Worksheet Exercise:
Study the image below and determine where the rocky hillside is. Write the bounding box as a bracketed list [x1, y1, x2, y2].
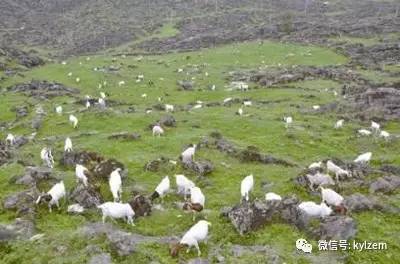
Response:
[1, 0, 399, 55]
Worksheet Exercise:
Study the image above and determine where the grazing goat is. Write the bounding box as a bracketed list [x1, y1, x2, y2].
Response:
[152, 125, 164, 137]
[306, 172, 335, 191]
[326, 160, 351, 182]
[97, 202, 135, 226]
[151, 176, 170, 202]
[36, 181, 66, 212]
[171, 220, 211, 257]
[183, 186, 205, 221]
[298, 201, 332, 218]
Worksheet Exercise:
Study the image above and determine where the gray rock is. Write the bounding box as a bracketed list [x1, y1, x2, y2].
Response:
[0, 218, 35, 241]
[317, 216, 357, 240]
[93, 159, 125, 180]
[178, 80, 194, 91]
[187, 258, 209, 264]
[129, 194, 152, 217]
[70, 183, 103, 208]
[3, 187, 39, 216]
[88, 253, 112, 264]
[15, 166, 54, 186]
[159, 115, 176, 127]
[183, 160, 214, 176]
[79, 222, 175, 256]
[369, 175, 400, 193]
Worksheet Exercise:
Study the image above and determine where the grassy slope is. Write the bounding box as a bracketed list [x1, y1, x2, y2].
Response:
[0, 40, 399, 264]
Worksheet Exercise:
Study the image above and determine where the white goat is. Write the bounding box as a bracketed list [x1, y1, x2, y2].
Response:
[181, 144, 196, 163]
[306, 172, 335, 191]
[265, 192, 282, 201]
[97, 202, 135, 225]
[379, 130, 390, 140]
[354, 152, 372, 164]
[308, 161, 322, 169]
[75, 164, 89, 186]
[371, 121, 380, 132]
[109, 168, 122, 202]
[118, 81, 125, 86]
[334, 119, 344, 129]
[36, 181, 66, 212]
[5, 133, 15, 145]
[240, 174, 254, 202]
[320, 186, 343, 207]
[326, 160, 350, 182]
[64, 137, 73, 152]
[55, 106, 63, 115]
[40, 147, 54, 168]
[358, 129, 372, 136]
[151, 176, 170, 202]
[298, 201, 332, 218]
[284, 116, 293, 128]
[165, 104, 174, 112]
[69, 115, 78, 128]
[171, 220, 211, 257]
[175, 174, 195, 198]
[152, 125, 164, 137]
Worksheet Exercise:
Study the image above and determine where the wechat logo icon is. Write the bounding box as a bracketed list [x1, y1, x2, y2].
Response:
[296, 238, 312, 253]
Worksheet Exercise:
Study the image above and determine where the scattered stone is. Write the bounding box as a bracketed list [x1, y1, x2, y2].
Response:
[178, 80, 194, 91]
[108, 132, 141, 141]
[144, 157, 173, 172]
[187, 258, 209, 264]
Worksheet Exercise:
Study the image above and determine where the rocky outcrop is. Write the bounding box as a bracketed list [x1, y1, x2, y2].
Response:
[3, 187, 40, 217]
[7, 80, 80, 99]
[69, 183, 103, 208]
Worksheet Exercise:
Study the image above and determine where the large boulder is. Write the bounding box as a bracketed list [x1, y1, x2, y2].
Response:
[14, 166, 54, 186]
[159, 115, 176, 127]
[80, 222, 175, 256]
[3, 187, 40, 217]
[88, 253, 112, 264]
[93, 159, 125, 180]
[7, 80, 80, 99]
[60, 150, 104, 169]
[183, 160, 214, 176]
[227, 199, 280, 235]
[0, 218, 35, 241]
[129, 194, 152, 217]
[177, 80, 194, 91]
[369, 176, 400, 193]
[69, 183, 103, 208]
[316, 216, 357, 240]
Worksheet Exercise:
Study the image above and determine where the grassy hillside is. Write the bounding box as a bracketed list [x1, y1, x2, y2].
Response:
[0, 40, 399, 263]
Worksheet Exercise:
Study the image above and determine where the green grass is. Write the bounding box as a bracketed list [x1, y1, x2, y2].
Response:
[0, 40, 399, 263]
